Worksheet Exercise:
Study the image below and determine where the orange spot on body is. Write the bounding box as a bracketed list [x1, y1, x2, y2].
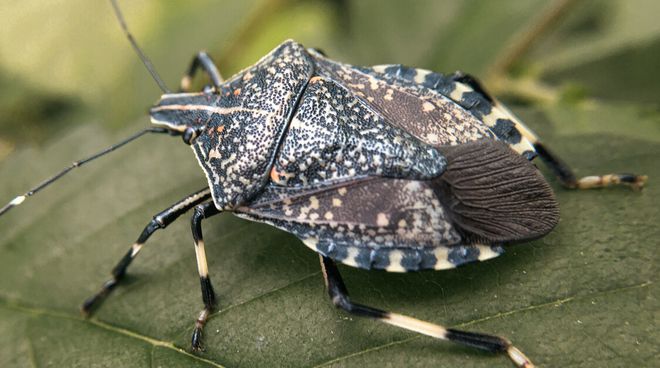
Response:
[270, 168, 282, 183]
[216, 126, 225, 134]
[269, 167, 292, 184]
[233, 89, 241, 96]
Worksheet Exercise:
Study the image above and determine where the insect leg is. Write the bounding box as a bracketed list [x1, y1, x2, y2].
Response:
[190, 201, 222, 351]
[180, 51, 223, 92]
[81, 187, 212, 315]
[319, 255, 534, 368]
[448, 72, 647, 191]
[533, 142, 647, 190]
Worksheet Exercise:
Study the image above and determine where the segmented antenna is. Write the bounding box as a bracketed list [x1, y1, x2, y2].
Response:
[110, 0, 171, 93]
[0, 127, 168, 217]
[0, 1, 177, 217]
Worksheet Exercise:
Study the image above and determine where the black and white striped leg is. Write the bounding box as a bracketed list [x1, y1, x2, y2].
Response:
[180, 51, 223, 92]
[190, 201, 221, 351]
[319, 256, 534, 368]
[534, 142, 647, 190]
[81, 187, 212, 315]
[445, 71, 646, 191]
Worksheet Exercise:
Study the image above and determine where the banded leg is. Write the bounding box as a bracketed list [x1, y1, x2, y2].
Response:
[81, 187, 212, 315]
[190, 201, 221, 351]
[180, 51, 223, 92]
[533, 142, 647, 190]
[444, 72, 647, 190]
[319, 255, 533, 368]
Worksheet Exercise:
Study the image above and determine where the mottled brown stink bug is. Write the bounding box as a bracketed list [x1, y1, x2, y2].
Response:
[0, 1, 648, 367]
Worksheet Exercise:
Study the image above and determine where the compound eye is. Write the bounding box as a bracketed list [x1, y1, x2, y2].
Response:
[182, 127, 198, 145]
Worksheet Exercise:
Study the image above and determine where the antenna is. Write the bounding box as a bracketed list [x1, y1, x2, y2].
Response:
[0, 127, 169, 217]
[0, 2, 174, 217]
[110, 0, 171, 93]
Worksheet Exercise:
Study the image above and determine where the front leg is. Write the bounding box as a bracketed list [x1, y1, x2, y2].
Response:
[319, 255, 534, 368]
[189, 201, 221, 351]
[81, 187, 212, 315]
[180, 51, 223, 92]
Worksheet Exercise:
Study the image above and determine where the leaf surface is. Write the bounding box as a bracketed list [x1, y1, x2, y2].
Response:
[0, 1, 658, 367]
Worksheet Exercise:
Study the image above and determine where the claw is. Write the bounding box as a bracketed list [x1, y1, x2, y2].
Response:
[191, 327, 204, 352]
[507, 345, 535, 368]
[80, 278, 118, 316]
[191, 309, 211, 352]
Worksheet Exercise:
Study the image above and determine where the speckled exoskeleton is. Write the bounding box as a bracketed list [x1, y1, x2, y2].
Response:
[0, 3, 647, 367]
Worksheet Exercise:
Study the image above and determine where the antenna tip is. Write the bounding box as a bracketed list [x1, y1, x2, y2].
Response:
[0, 195, 26, 217]
[10, 196, 26, 206]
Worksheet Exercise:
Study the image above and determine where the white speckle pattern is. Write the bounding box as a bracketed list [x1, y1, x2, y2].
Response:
[272, 77, 446, 187]
[376, 213, 389, 227]
[358, 64, 539, 158]
[235, 176, 472, 271]
[314, 61, 493, 148]
[187, 40, 314, 208]
[165, 41, 548, 274]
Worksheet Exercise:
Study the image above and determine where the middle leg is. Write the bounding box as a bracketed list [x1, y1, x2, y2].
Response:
[180, 51, 223, 92]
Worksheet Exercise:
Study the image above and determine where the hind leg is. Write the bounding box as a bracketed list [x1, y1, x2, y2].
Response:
[319, 255, 534, 368]
[448, 71, 647, 190]
[532, 141, 647, 190]
[366, 66, 647, 190]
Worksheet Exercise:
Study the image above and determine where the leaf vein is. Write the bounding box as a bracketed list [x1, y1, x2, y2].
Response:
[0, 298, 226, 368]
[310, 280, 652, 367]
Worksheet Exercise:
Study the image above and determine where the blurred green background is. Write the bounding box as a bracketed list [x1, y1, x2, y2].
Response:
[0, 1, 658, 367]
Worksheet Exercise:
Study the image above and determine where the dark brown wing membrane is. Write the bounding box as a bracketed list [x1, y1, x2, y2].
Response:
[435, 140, 559, 243]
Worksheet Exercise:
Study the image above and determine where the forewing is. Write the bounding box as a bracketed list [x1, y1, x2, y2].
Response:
[270, 77, 446, 187]
[312, 56, 494, 147]
[311, 53, 537, 157]
[363, 64, 540, 157]
[235, 178, 504, 272]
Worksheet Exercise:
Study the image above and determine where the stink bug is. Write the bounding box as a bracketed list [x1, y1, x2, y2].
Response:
[0, 1, 648, 367]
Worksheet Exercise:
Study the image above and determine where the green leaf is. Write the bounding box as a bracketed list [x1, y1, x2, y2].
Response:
[1, 104, 657, 368]
[338, 0, 550, 74]
[1, 1, 659, 367]
[528, 0, 660, 104]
